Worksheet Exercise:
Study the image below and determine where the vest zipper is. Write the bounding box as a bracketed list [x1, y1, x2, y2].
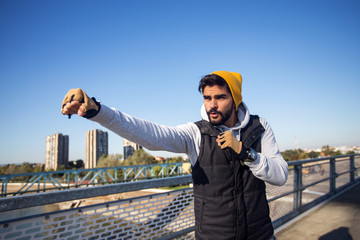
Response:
[232, 160, 240, 239]
[199, 198, 205, 233]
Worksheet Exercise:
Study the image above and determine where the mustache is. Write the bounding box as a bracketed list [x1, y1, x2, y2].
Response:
[207, 109, 222, 115]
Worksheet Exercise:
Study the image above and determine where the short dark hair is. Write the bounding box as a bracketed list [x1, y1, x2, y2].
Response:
[198, 74, 231, 94]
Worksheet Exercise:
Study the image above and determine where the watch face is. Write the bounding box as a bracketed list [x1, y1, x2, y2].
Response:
[249, 149, 257, 161]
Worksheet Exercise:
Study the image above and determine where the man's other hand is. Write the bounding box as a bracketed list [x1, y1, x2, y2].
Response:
[217, 131, 248, 161]
[217, 131, 242, 153]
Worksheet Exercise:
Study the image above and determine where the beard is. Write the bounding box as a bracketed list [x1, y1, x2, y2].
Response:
[207, 104, 234, 126]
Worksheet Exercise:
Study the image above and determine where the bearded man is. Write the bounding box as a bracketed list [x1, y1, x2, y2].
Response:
[62, 71, 288, 240]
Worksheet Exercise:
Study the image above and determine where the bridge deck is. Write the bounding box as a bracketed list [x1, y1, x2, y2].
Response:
[275, 182, 360, 240]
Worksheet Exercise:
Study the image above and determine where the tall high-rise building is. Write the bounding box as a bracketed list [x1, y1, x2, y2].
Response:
[85, 129, 108, 169]
[45, 133, 69, 170]
[123, 139, 142, 159]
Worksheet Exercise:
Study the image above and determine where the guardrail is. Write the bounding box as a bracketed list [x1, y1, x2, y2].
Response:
[0, 162, 191, 197]
[271, 154, 360, 228]
[0, 154, 359, 240]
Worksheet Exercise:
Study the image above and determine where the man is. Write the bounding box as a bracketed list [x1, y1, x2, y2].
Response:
[62, 71, 288, 240]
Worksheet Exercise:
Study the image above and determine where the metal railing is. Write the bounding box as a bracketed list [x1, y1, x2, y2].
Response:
[0, 154, 359, 240]
[269, 154, 360, 228]
[0, 162, 191, 197]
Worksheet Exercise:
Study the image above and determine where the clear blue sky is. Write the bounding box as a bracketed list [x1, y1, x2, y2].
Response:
[0, 0, 359, 164]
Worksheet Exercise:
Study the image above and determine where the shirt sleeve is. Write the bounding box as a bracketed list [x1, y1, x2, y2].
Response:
[245, 118, 288, 186]
[90, 104, 201, 165]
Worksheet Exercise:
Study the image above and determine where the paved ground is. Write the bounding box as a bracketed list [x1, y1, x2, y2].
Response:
[275, 181, 360, 240]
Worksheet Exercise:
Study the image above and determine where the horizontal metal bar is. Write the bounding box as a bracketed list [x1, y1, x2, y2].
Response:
[0, 175, 193, 212]
[336, 169, 353, 176]
[157, 226, 195, 240]
[287, 154, 359, 166]
[267, 190, 293, 202]
[301, 177, 331, 190]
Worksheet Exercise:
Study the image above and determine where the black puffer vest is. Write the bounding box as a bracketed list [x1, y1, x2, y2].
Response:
[192, 115, 273, 240]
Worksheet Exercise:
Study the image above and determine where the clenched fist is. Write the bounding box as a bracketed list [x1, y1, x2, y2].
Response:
[217, 130, 248, 163]
[61, 88, 100, 119]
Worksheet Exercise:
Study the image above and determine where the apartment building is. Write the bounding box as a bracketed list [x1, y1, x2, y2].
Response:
[85, 129, 108, 169]
[45, 133, 69, 170]
[123, 138, 142, 160]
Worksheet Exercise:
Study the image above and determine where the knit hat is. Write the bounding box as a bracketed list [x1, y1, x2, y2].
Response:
[211, 70, 243, 108]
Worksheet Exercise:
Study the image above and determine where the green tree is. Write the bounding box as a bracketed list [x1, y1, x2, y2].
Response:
[308, 151, 320, 159]
[166, 156, 184, 163]
[281, 149, 302, 161]
[153, 165, 162, 176]
[321, 145, 334, 156]
[96, 154, 124, 182]
[124, 149, 157, 166]
[68, 159, 84, 169]
[57, 164, 67, 171]
[97, 154, 123, 168]
[332, 150, 342, 156]
[18, 162, 33, 174]
[3, 164, 19, 175]
[33, 164, 45, 173]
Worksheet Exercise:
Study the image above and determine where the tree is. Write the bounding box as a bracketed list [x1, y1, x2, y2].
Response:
[308, 151, 320, 159]
[332, 150, 342, 156]
[18, 162, 33, 174]
[97, 154, 123, 168]
[124, 149, 157, 166]
[281, 149, 302, 161]
[321, 145, 334, 156]
[68, 159, 84, 169]
[95, 154, 124, 182]
[33, 164, 45, 173]
[3, 164, 19, 175]
[166, 156, 184, 163]
[57, 164, 67, 171]
[1, 163, 34, 181]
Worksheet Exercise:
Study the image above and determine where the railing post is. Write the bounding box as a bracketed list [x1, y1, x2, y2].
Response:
[293, 163, 302, 211]
[75, 173, 78, 188]
[350, 155, 355, 183]
[329, 157, 336, 195]
[42, 176, 46, 192]
[1, 178, 8, 197]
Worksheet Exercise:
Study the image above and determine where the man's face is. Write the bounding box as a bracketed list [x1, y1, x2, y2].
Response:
[203, 85, 237, 127]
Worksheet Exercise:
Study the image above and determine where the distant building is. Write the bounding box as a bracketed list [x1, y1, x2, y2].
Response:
[45, 133, 69, 170]
[85, 129, 108, 169]
[123, 139, 142, 159]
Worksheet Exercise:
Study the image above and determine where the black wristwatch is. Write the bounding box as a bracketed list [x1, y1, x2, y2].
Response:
[246, 148, 258, 162]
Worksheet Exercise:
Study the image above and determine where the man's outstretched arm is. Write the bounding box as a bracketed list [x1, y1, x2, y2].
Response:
[61, 89, 201, 163]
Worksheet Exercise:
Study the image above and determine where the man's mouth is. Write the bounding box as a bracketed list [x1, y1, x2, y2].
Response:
[210, 113, 218, 118]
[208, 110, 221, 119]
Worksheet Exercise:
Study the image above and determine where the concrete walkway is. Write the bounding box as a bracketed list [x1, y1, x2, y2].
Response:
[275, 181, 360, 240]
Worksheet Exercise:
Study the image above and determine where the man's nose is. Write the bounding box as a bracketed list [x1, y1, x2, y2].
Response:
[210, 99, 218, 109]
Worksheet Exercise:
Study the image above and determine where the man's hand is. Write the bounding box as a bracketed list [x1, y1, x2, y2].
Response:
[217, 130, 248, 162]
[61, 88, 99, 119]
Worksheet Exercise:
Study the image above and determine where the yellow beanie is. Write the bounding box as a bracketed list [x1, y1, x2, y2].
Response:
[211, 70, 243, 108]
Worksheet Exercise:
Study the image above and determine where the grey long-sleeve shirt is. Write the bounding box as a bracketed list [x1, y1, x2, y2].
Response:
[90, 102, 288, 186]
